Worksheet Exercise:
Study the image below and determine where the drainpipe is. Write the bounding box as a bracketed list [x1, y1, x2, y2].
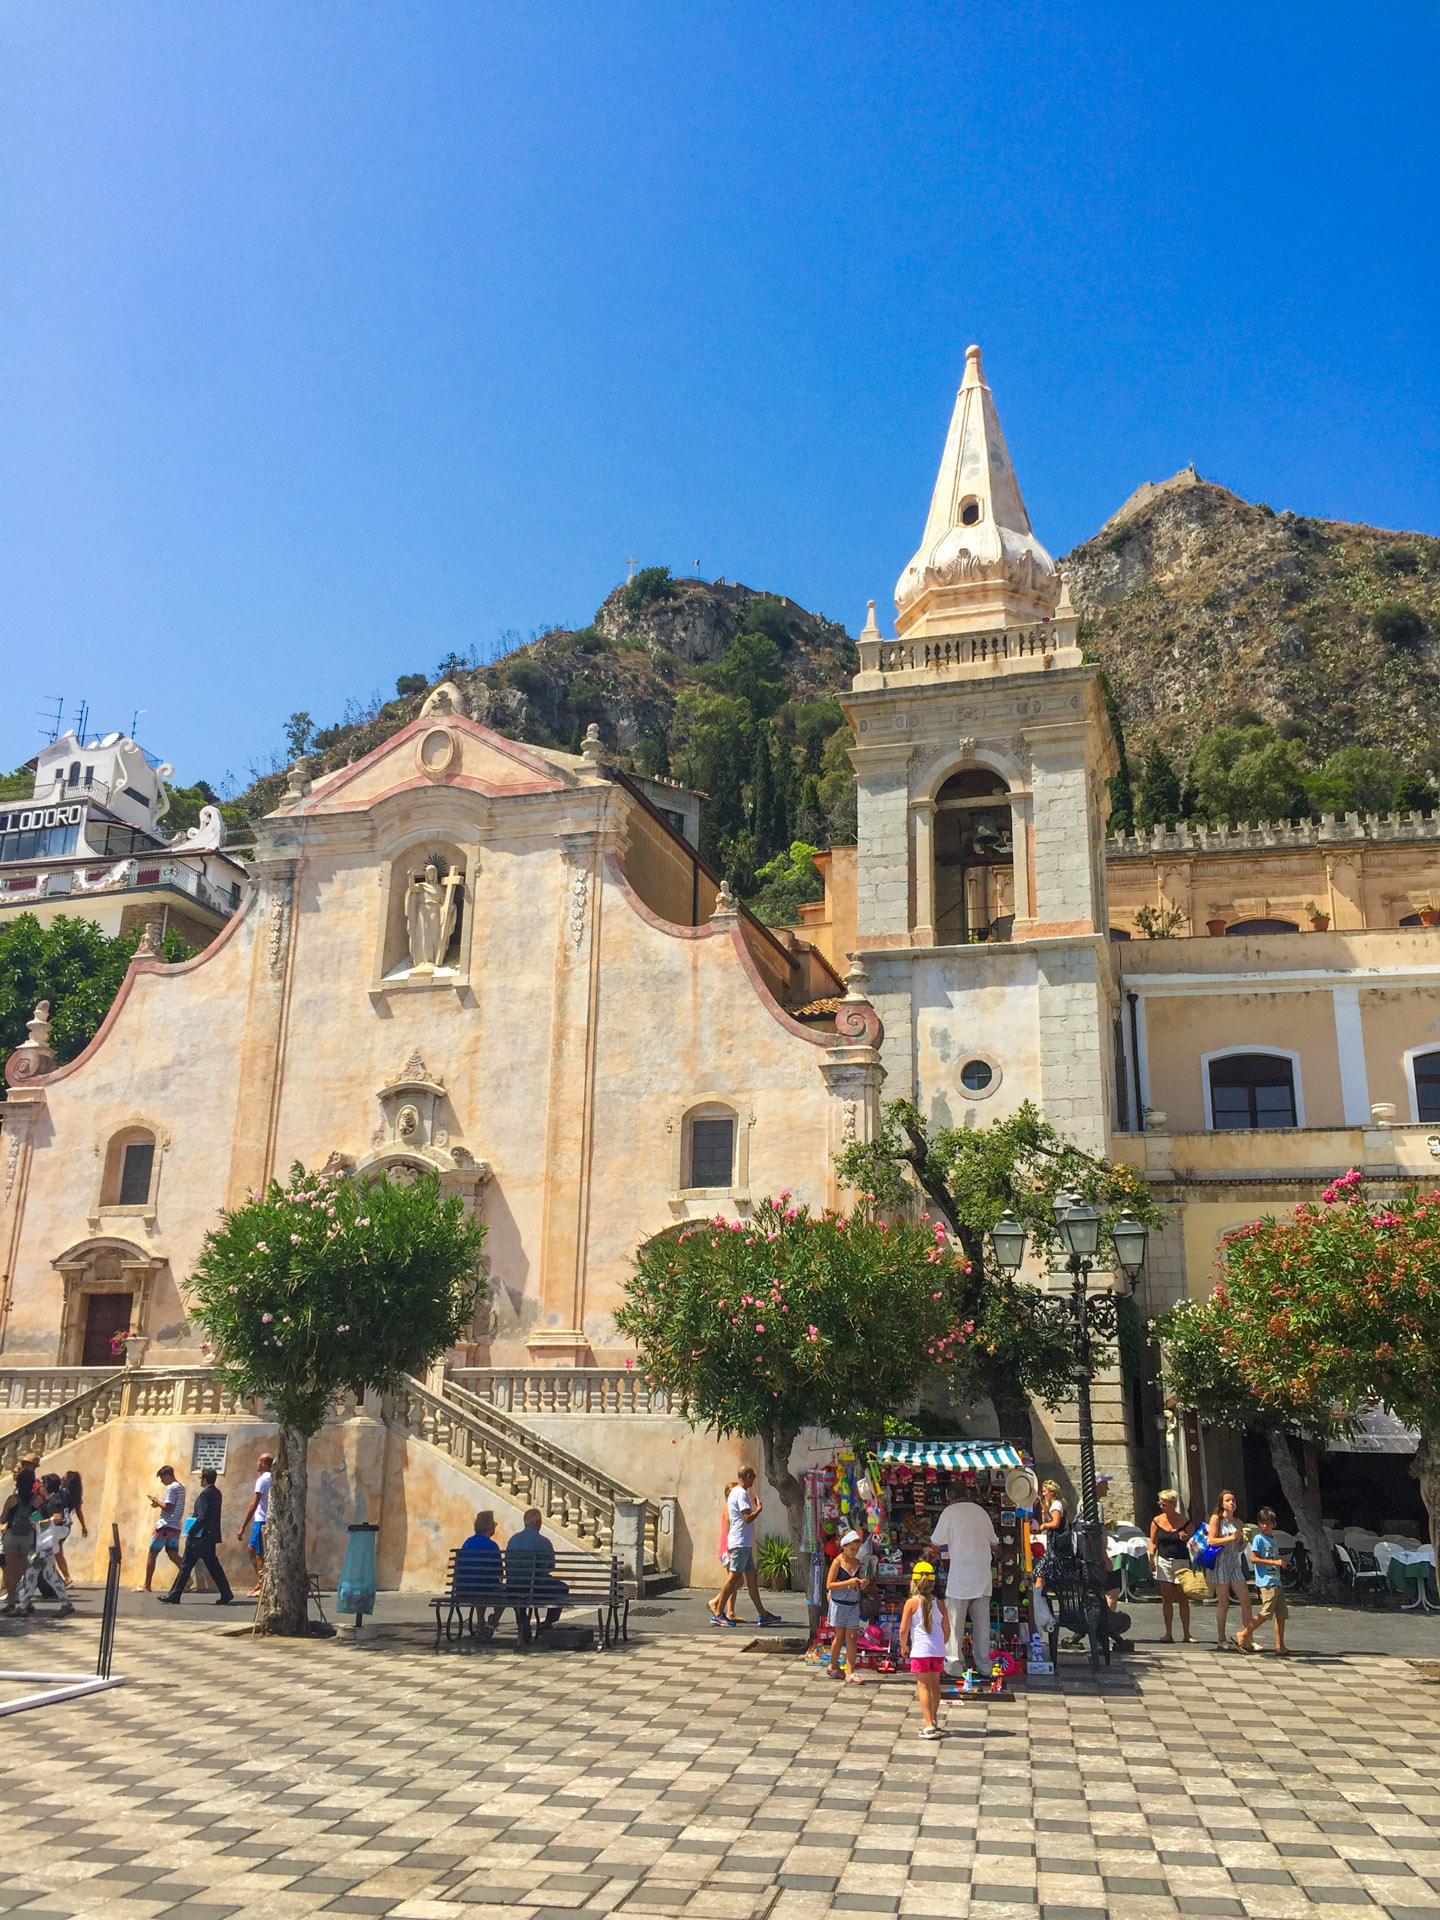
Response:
[1127, 990, 1145, 1132]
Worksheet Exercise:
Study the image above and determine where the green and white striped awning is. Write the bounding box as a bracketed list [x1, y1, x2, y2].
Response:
[872, 1438, 1025, 1471]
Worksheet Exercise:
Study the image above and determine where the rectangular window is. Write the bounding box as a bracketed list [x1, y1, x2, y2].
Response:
[690, 1118, 735, 1188]
[1209, 1054, 1297, 1130]
[1416, 1056, 1440, 1123]
[118, 1143, 155, 1207]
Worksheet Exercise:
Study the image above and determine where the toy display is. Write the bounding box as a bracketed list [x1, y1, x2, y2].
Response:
[804, 1438, 1041, 1680]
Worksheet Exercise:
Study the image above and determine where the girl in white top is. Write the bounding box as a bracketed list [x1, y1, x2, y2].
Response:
[899, 1560, 950, 1739]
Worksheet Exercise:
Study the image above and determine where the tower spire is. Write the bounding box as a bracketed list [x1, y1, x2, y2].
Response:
[894, 344, 1058, 638]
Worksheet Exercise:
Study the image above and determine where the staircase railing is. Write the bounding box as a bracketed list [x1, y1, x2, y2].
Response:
[389, 1375, 659, 1566]
[0, 1369, 262, 1475]
[0, 1368, 116, 1414]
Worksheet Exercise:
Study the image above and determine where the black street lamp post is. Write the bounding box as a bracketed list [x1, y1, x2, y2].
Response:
[989, 1196, 1150, 1588]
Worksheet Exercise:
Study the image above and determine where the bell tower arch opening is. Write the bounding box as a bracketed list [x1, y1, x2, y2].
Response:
[933, 767, 1015, 945]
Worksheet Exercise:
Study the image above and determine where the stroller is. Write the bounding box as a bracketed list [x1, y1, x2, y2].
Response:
[16, 1505, 75, 1617]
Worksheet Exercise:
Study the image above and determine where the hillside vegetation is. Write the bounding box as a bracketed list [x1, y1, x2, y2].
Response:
[9, 476, 1426, 919]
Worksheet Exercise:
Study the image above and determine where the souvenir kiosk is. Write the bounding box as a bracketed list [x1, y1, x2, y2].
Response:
[803, 1438, 1044, 1679]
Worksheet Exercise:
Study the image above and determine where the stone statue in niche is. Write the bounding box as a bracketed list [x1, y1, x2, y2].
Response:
[403, 861, 462, 973]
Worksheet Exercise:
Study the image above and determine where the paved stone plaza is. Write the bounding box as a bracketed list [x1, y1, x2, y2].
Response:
[3, 1605, 1440, 1920]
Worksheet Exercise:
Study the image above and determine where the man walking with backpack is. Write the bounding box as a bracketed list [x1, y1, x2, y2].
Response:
[158, 1468, 234, 1606]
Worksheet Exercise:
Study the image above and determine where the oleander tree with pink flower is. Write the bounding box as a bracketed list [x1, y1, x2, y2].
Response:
[617, 1195, 986, 1543]
[1171, 1170, 1440, 1559]
[188, 1162, 484, 1636]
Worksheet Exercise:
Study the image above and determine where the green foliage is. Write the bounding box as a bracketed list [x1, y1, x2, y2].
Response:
[395, 674, 428, 698]
[0, 914, 193, 1078]
[1135, 744, 1182, 830]
[1134, 904, 1186, 939]
[1305, 746, 1407, 818]
[187, 1162, 485, 1436]
[1373, 600, 1427, 651]
[0, 766, 33, 801]
[1102, 673, 1135, 835]
[1187, 724, 1309, 825]
[503, 656, 549, 700]
[818, 723, 857, 845]
[672, 688, 754, 863]
[748, 724, 789, 862]
[163, 780, 221, 834]
[621, 566, 677, 615]
[835, 1100, 1158, 1415]
[756, 1534, 795, 1587]
[635, 727, 671, 779]
[700, 632, 787, 717]
[734, 594, 794, 651]
[616, 1196, 977, 1448]
[283, 712, 315, 759]
[1375, 544, 1419, 576]
[749, 841, 825, 926]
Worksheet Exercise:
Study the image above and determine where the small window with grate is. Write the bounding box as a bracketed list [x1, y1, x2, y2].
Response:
[689, 1117, 735, 1189]
[1209, 1053, 1297, 1131]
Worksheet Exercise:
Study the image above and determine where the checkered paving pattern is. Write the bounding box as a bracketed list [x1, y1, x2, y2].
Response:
[3, 1630, 1440, 1919]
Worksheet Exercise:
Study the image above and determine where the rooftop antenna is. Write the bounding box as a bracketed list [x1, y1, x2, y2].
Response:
[130, 709, 146, 740]
[75, 700, 89, 746]
[626, 556, 638, 582]
[37, 695, 64, 744]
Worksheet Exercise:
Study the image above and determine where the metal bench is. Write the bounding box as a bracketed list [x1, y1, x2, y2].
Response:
[430, 1548, 628, 1650]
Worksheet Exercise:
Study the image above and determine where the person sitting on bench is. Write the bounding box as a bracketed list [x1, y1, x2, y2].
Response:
[455, 1509, 505, 1627]
[505, 1508, 568, 1632]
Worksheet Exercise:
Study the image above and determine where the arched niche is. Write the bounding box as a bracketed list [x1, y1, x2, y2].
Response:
[374, 838, 473, 987]
[932, 767, 1016, 944]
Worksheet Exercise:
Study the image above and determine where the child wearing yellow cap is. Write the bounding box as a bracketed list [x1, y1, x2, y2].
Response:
[900, 1561, 950, 1739]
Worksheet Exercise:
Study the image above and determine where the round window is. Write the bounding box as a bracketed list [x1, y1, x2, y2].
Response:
[960, 1059, 993, 1092]
[960, 496, 982, 527]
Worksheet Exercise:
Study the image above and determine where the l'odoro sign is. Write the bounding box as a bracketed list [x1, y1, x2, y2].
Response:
[0, 803, 85, 834]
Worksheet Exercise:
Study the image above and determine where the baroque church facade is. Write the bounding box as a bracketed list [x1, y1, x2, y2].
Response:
[5, 348, 1440, 1584]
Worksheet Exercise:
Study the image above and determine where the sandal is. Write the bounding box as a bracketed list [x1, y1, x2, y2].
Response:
[844, 1674, 866, 1686]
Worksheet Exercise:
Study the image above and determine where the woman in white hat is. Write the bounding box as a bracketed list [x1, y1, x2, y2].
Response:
[825, 1530, 867, 1684]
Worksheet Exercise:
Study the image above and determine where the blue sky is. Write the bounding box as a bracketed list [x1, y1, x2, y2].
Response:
[2, 3, 1437, 788]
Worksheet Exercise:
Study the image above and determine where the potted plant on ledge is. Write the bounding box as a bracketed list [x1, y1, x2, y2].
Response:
[1306, 902, 1331, 932]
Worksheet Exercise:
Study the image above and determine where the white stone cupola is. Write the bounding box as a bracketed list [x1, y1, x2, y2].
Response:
[894, 344, 1059, 638]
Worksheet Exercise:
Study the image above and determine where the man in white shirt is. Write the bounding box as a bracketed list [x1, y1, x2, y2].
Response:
[929, 1492, 998, 1675]
[707, 1466, 783, 1629]
[140, 1465, 185, 1593]
[237, 1453, 274, 1598]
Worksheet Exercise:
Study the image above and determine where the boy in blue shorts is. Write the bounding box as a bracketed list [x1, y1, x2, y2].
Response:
[1249, 1507, 1289, 1656]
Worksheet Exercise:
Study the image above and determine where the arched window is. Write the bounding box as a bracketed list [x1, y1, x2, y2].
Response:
[1401, 913, 1424, 928]
[1409, 1049, 1440, 1123]
[933, 768, 1014, 945]
[1226, 918, 1299, 936]
[100, 1129, 157, 1209]
[688, 1110, 736, 1189]
[1207, 1053, 1298, 1131]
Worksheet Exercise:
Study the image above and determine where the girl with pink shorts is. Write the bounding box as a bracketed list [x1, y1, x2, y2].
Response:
[899, 1560, 950, 1739]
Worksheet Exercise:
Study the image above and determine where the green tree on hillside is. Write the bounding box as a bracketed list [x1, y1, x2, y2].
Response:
[701, 632, 787, 717]
[1135, 745, 1183, 830]
[672, 689, 754, 865]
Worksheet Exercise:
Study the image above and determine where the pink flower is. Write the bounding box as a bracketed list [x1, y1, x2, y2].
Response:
[756, 1324, 765, 1333]
[261, 1312, 274, 1324]
[624, 1357, 634, 1368]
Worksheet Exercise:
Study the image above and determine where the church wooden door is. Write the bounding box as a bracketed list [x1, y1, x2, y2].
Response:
[81, 1293, 133, 1367]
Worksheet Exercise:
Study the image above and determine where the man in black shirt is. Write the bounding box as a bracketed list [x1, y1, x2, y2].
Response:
[158, 1468, 234, 1605]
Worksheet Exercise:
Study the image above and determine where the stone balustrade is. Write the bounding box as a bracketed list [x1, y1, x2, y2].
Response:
[858, 624, 1058, 679]
[1108, 810, 1440, 858]
[449, 1368, 680, 1416]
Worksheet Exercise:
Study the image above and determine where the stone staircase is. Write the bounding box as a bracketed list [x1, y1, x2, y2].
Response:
[0, 1367, 672, 1589]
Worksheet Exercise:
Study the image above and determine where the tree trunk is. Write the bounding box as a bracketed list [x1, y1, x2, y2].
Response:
[1266, 1427, 1340, 1602]
[254, 1421, 312, 1636]
[1412, 1428, 1440, 1564]
[761, 1423, 806, 1547]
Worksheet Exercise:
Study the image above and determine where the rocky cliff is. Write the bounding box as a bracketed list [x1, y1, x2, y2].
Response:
[1065, 474, 1440, 766]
